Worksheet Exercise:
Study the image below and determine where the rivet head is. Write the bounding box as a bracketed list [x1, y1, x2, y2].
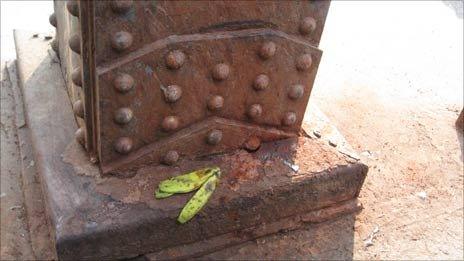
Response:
[299, 17, 317, 35]
[282, 112, 297, 126]
[288, 84, 305, 100]
[75, 127, 86, 146]
[162, 116, 180, 132]
[114, 137, 133, 154]
[73, 100, 84, 118]
[66, 1, 79, 17]
[207, 95, 224, 111]
[49, 13, 57, 27]
[163, 85, 182, 103]
[110, 0, 133, 14]
[72, 67, 82, 87]
[51, 39, 59, 54]
[165, 50, 186, 70]
[212, 63, 230, 81]
[69, 34, 81, 54]
[247, 104, 263, 119]
[253, 74, 269, 91]
[114, 107, 133, 125]
[111, 31, 133, 52]
[259, 41, 276, 60]
[113, 73, 134, 93]
[206, 129, 222, 145]
[296, 54, 312, 71]
[244, 136, 261, 152]
[163, 150, 179, 166]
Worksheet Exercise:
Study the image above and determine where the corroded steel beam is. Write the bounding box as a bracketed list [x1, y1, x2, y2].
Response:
[51, 0, 331, 176]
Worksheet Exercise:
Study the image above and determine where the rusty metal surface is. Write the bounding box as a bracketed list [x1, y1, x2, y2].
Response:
[94, 0, 330, 65]
[53, 0, 330, 175]
[97, 29, 322, 172]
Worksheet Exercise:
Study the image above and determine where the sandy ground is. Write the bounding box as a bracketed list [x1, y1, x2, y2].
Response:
[1, 1, 463, 260]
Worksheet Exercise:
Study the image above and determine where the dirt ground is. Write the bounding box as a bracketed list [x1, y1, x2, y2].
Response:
[1, 1, 463, 260]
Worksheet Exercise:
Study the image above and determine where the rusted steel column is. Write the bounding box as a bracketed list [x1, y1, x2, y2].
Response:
[52, 0, 331, 176]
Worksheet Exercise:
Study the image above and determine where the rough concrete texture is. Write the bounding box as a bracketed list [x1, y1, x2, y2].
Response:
[1, 1, 463, 260]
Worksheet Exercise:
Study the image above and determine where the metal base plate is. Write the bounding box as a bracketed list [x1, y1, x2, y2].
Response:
[14, 30, 367, 260]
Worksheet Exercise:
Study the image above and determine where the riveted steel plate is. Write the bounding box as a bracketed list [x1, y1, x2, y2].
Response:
[97, 29, 322, 168]
[94, 0, 330, 65]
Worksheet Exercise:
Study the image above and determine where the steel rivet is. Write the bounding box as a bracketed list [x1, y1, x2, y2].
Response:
[253, 74, 269, 91]
[212, 63, 230, 81]
[69, 34, 81, 54]
[162, 116, 180, 132]
[113, 73, 134, 93]
[282, 112, 297, 126]
[114, 107, 133, 125]
[288, 84, 305, 100]
[49, 13, 57, 27]
[296, 54, 312, 71]
[110, 0, 133, 14]
[72, 67, 82, 87]
[206, 129, 222, 145]
[247, 104, 263, 119]
[163, 85, 182, 103]
[299, 17, 317, 35]
[163, 150, 179, 165]
[244, 136, 261, 152]
[75, 127, 86, 146]
[259, 42, 276, 60]
[111, 31, 133, 52]
[66, 1, 79, 17]
[165, 50, 186, 70]
[207, 95, 224, 111]
[114, 137, 133, 154]
[73, 100, 84, 118]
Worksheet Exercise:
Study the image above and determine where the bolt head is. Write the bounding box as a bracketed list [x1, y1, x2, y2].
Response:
[114, 107, 133, 125]
[49, 13, 57, 27]
[113, 73, 134, 93]
[299, 17, 317, 35]
[163, 85, 182, 103]
[247, 104, 263, 119]
[165, 50, 186, 70]
[282, 112, 297, 126]
[72, 67, 82, 87]
[244, 136, 261, 151]
[207, 95, 224, 111]
[110, 0, 133, 13]
[207, 129, 222, 145]
[288, 84, 305, 100]
[163, 150, 179, 165]
[75, 127, 86, 146]
[259, 41, 276, 60]
[212, 63, 230, 81]
[111, 31, 133, 52]
[296, 54, 312, 71]
[162, 116, 180, 132]
[114, 137, 133, 154]
[66, 1, 79, 17]
[253, 74, 269, 91]
[73, 100, 84, 118]
[69, 34, 81, 54]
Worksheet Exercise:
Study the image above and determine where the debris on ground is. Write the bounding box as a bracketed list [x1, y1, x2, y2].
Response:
[363, 225, 380, 247]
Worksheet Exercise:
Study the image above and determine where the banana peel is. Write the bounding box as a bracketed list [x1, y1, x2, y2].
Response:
[154, 167, 221, 223]
[158, 167, 218, 194]
[178, 171, 220, 224]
